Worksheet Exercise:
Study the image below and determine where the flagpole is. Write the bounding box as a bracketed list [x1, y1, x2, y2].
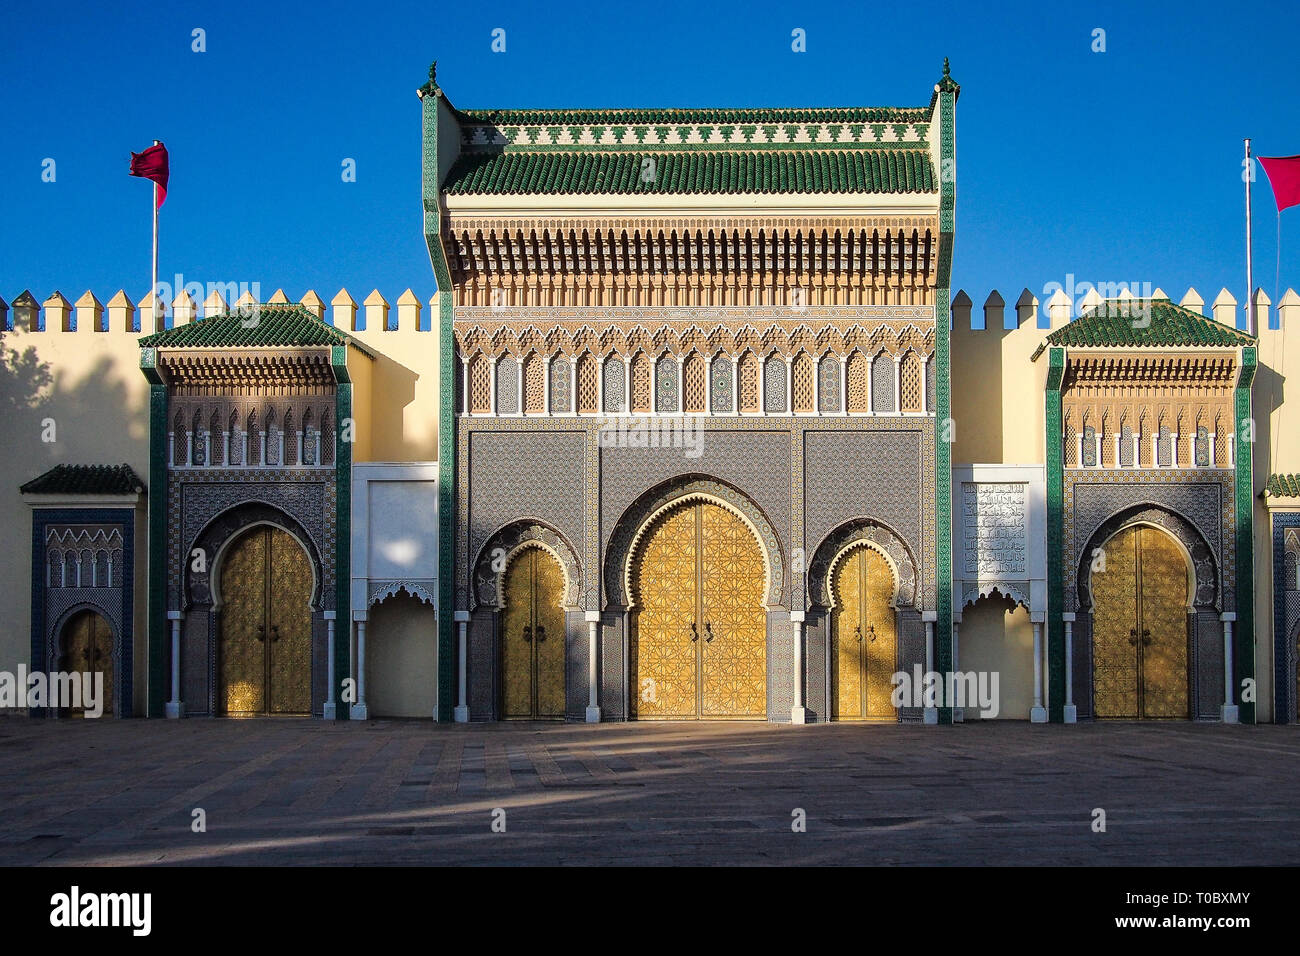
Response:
[1246, 138, 1255, 335]
[150, 136, 158, 332]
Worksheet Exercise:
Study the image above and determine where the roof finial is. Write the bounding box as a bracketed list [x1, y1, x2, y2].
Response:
[943, 57, 950, 78]
[936, 57, 960, 96]
[419, 60, 440, 98]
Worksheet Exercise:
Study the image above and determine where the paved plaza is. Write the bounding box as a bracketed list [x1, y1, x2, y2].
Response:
[0, 718, 1296, 866]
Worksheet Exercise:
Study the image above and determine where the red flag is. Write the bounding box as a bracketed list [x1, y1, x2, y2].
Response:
[1259, 154, 1300, 212]
[129, 142, 169, 208]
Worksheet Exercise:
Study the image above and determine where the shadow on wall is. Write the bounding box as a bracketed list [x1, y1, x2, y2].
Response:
[0, 330, 53, 417]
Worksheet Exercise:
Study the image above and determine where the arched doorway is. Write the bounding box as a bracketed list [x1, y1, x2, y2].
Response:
[1091, 524, 1190, 719]
[630, 499, 767, 719]
[218, 525, 313, 716]
[499, 545, 566, 719]
[830, 545, 897, 720]
[58, 609, 114, 718]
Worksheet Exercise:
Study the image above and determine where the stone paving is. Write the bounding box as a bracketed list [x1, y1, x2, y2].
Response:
[0, 718, 1296, 866]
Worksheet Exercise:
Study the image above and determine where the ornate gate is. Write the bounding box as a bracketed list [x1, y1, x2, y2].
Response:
[218, 526, 313, 716]
[59, 610, 114, 718]
[631, 501, 767, 719]
[500, 546, 566, 719]
[831, 546, 898, 720]
[1092, 525, 1189, 719]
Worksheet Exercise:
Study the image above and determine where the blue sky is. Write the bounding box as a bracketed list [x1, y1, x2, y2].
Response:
[3, 0, 1299, 328]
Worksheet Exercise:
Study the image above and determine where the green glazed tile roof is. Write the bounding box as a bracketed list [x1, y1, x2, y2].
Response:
[460, 106, 930, 127]
[1266, 474, 1300, 497]
[1044, 299, 1257, 348]
[444, 149, 936, 196]
[138, 304, 353, 349]
[21, 463, 144, 495]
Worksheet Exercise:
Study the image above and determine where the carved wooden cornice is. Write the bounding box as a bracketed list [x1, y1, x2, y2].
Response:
[442, 216, 940, 308]
[1064, 352, 1238, 387]
[158, 349, 338, 390]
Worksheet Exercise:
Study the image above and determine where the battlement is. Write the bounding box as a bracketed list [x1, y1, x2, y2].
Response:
[0, 288, 441, 335]
[951, 286, 1299, 337]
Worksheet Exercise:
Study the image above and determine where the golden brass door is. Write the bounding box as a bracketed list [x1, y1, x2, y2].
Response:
[631, 501, 767, 719]
[1092, 525, 1189, 719]
[500, 547, 566, 719]
[831, 546, 897, 720]
[59, 609, 113, 718]
[219, 526, 313, 716]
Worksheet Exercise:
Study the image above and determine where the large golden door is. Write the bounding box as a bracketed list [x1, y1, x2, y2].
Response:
[59, 609, 114, 718]
[831, 546, 898, 720]
[219, 526, 313, 716]
[1092, 525, 1189, 719]
[500, 547, 566, 719]
[631, 501, 767, 719]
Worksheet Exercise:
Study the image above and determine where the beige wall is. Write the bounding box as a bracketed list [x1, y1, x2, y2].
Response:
[0, 308, 151, 702]
[365, 593, 438, 717]
[959, 596, 1035, 719]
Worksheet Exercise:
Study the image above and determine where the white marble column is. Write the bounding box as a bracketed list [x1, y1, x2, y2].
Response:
[1132, 430, 1141, 467]
[923, 611, 938, 724]
[757, 356, 766, 415]
[454, 611, 469, 722]
[952, 614, 963, 722]
[165, 611, 183, 718]
[490, 359, 498, 415]
[352, 615, 369, 720]
[839, 355, 849, 414]
[461, 357, 470, 415]
[1062, 612, 1077, 723]
[790, 610, 807, 724]
[596, 357, 605, 415]
[811, 356, 821, 415]
[585, 610, 601, 722]
[1209, 432, 1217, 466]
[1221, 612, 1238, 723]
[515, 357, 525, 415]
[168, 430, 175, 466]
[569, 356, 578, 415]
[1031, 619, 1047, 722]
[622, 356, 632, 414]
[542, 357, 552, 416]
[866, 355, 874, 415]
[675, 354, 684, 415]
[323, 611, 337, 719]
[784, 355, 793, 413]
[1171, 431, 1179, 467]
[704, 356, 713, 416]
[892, 354, 902, 413]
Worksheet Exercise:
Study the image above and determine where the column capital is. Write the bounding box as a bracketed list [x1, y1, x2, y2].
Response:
[166, 610, 183, 621]
[322, 610, 337, 621]
[789, 610, 805, 623]
[1219, 611, 1237, 622]
[1061, 612, 1076, 623]
[453, 610, 470, 622]
[584, 610, 601, 622]
[352, 610, 369, 623]
[921, 610, 937, 623]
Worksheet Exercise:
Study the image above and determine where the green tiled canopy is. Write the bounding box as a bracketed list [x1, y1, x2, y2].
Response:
[139, 305, 352, 349]
[444, 148, 935, 196]
[460, 106, 930, 127]
[1044, 299, 1257, 348]
[1266, 474, 1300, 497]
[21, 463, 144, 495]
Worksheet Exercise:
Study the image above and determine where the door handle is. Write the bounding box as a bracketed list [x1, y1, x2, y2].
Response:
[1141, 628, 1151, 647]
[535, 625, 546, 643]
[704, 621, 713, 643]
[522, 625, 532, 643]
[256, 624, 265, 642]
[1127, 627, 1137, 647]
[270, 624, 280, 642]
[854, 624, 862, 643]
[690, 622, 699, 642]
[868, 625, 877, 643]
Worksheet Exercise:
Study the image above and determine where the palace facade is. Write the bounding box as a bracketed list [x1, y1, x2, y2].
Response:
[2, 61, 1298, 723]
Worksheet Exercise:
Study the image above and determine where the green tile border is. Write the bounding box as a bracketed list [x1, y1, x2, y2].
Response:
[333, 345, 352, 720]
[425, 89, 456, 723]
[140, 349, 167, 718]
[1235, 345, 1257, 723]
[934, 79, 956, 724]
[1045, 348, 1066, 723]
